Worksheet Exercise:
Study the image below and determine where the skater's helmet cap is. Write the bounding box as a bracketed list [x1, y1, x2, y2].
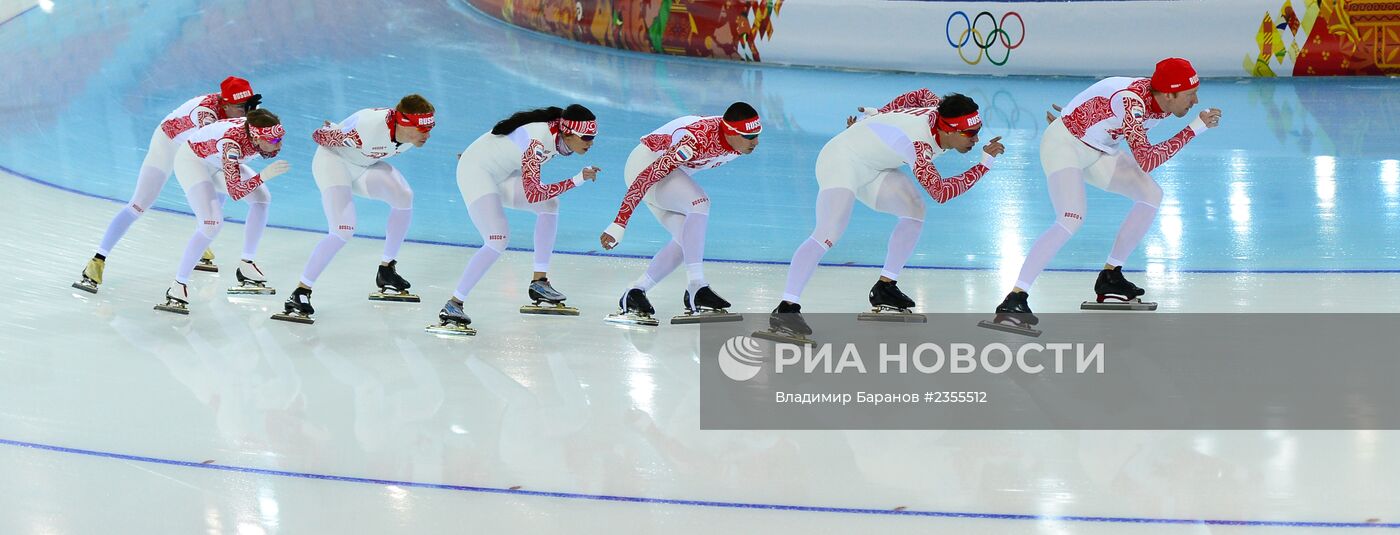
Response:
[220, 76, 254, 104]
[1151, 58, 1199, 93]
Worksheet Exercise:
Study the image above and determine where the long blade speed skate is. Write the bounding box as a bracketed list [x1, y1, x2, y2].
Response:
[605, 288, 659, 327]
[520, 278, 579, 316]
[671, 286, 742, 325]
[154, 283, 190, 315]
[977, 291, 1041, 337]
[751, 302, 814, 345]
[369, 260, 419, 302]
[228, 260, 276, 295]
[193, 248, 219, 273]
[427, 299, 476, 336]
[271, 287, 315, 324]
[1080, 266, 1156, 311]
[857, 280, 926, 323]
[71, 257, 104, 294]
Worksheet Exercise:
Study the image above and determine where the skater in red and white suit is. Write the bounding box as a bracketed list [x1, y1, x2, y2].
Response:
[76, 77, 261, 293]
[158, 110, 289, 311]
[436, 105, 601, 328]
[768, 89, 1003, 333]
[280, 95, 435, 318]
[993, 58, 1222, 324]
[599, 102, 762, 318]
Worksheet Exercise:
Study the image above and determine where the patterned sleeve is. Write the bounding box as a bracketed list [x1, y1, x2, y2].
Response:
[611, 136, 693, 228]
[879, 88, 941, 113]
[911, 141, 988, 204]
[311, 113, 363, 149]
[220, 141, 264, 201]
[520, 139, 578, 203]
[1119, 95, 1197, 173]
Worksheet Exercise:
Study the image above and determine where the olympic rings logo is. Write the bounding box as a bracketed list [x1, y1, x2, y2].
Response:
[945, 11, 1026, 66]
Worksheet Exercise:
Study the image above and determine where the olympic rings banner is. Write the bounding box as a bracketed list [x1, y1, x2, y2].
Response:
[464, 0, 1400, 76]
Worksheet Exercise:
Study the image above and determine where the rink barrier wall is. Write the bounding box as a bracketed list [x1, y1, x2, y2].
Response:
[464, 0, 1400, 76]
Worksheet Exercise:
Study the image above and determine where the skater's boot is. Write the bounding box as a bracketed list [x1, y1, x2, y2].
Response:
[154, 282, 190, 315]
[427, 298, 476, 336]
[230, 260, 275, 295]
[272, 286, 315, 324]
[370, 260, 419, 302]
[528, 278, 567, 304]
[978, 291, 1042, 336]
[522, 278, 579, 316]
[1094, 266, 1146, 301]
[869, 279, 916, 311]
[195, 248, 219, 272]
[73, 255, 105, 293]
[771, 301, 813, 336]
[684, 285, 732, 313]
[606, 288, 659, 326]
[995, 291, 1039, 325]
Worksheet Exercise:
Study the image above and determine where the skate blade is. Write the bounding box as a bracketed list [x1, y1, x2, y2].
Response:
[605, 313, 659, 327]
[71, 281, 98, 294]
[426, 323, 476, 336]
[154, 304, 189, 315]
[976, 319, 1042, 338]
[193, 263, 219, 273]
[1080, 299, 1157, 311]
[270, 313, 314, 325]
[750, 329, 814, 346]
[520, 304, 580, 316]
[857, 309, 927, 323]
[670, 312, 744, 325]
[369, 292, 421, 303]
[227, 286, 276, 295]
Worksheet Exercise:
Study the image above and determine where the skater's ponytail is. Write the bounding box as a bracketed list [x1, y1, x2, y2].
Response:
[492, 104, 594, 135]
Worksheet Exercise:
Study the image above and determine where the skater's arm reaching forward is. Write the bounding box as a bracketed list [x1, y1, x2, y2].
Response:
[311, 114, 363, 150]
[910, 137, 1001, 204]
[519, 139, 597, 203]
[219, 143, 289, 201]
[600, 136, 695, 248]
[1119, 95, 1218, 173]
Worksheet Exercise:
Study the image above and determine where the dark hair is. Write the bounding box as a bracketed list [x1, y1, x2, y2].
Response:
[246, 108, 280, 127]
[936, 93, 978, 119]
[723, 101, 758, 122]
[491, 104, 595, 135]
[396, 94, 435, 114]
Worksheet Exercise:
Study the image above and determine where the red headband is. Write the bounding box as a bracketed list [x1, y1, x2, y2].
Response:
[935, 112, 981, 133]
[395, 111, 436, 131]
[249, 123, 285, 143]
[558, 118, 597, 136]
[723, 117, 762, 136]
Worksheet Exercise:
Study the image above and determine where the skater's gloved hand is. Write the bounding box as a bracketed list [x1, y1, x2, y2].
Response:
[1045, 103, 1062, 124]
[600, 223, 624, 250]
[261, 160, 291, 180]
[1191, 108, 1222, 134]
[572, 166, 600, 186]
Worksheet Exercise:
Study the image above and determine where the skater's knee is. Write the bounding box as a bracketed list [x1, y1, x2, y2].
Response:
[483, 232, 508, 252]
[1055, 211, 1085, 234]
[684, 195, 710, 215]
[1138, 182, 1163, 206]
[389, 187, 413, 210]
[534, 198, 559, 214]
[197, 218, 223, 239]
[330, 223, 355, 242]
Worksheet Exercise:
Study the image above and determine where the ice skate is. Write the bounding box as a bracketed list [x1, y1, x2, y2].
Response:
[369, 260, 420, 302]
[72, 257, 104, 294]
[671, 285, 743, 324]
[193, 248, 219, 273]
[427, 299, 476, 336]
[858, 279, 927, 323]
[227, 260, 276, 295]
[978, 291, 1042, 337]
[519, 278, 579, 316]
[752, 301, 815, 345]
[153, 282, 190, 315]
[271, 287, 315, 324]
[605, 288, 659, 327]
[1081, 266, 1157, 311]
